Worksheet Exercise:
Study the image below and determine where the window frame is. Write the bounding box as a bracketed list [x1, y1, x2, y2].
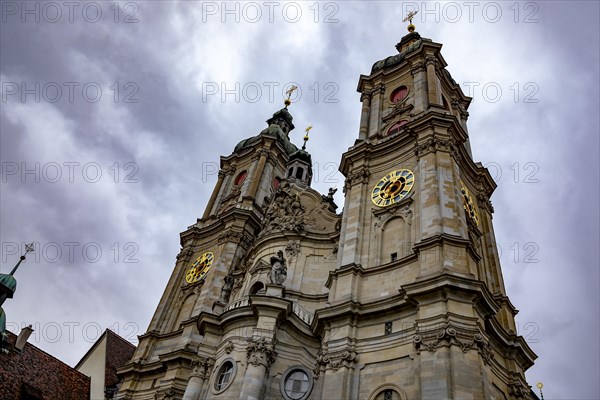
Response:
[280, 365, 314, 400]
[212, 358, 237, 394]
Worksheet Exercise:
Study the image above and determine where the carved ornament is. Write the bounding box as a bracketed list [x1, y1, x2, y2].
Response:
[190, 356, 215, 379]
[343, 166, 371, 193]
[413, 325, 494, 365]
[246, 338, 277, 369]
[261, 182, 306, 235]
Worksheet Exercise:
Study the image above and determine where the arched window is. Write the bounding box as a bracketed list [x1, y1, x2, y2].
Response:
[173, 294, 196, 330]
[374, 389, 401, 400]
[287, 168, 294, 178]
[249, 281, 265, 295]
[295, 167, 304, 179]
[386, 120, 408, 136]
[381, 217, 406, 263]
[390, 86, 409, 103]
[442, 96, 450, 110]
[273, 176, 281, 190]
[234, 170, 247, 185]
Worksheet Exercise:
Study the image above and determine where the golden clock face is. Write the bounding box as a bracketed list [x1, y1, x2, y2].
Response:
[371, 169, 415, 207]
[185, 252, 214, 284]
[460, 182, 479, 226]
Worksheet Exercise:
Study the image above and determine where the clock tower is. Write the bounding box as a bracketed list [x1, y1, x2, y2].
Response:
[116, 23, 537, 400]
[328, 25, 536, 399]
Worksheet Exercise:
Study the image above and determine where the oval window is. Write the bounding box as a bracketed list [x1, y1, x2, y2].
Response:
[273, 176, 281, 190]
[234, 170, 247, 186]
[214, 360, 235, 392]
[390, 86, 409, 103]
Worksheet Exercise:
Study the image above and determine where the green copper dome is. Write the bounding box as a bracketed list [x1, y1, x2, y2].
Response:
[234, 107, 299, 156]
[0, 273, 16, 294]
[289, 148, 312, 164]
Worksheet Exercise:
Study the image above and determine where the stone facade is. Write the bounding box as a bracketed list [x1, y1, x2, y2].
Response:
[115, 30, 536, 400]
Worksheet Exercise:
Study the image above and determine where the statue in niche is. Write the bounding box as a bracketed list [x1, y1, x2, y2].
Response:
[219, 275, 234, 303]
[269, 250, 287, 285]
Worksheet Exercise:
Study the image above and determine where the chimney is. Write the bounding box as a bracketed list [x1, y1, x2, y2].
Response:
[15, 325, 33, 351]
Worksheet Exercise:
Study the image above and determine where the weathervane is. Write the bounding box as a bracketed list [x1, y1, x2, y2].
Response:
[302, 126, 312, 150]
[284, 85, 298, 107]
[402, 10, 418, 32]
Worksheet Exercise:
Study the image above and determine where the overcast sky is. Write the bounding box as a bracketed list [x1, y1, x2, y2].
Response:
[1, 1, 598, 398]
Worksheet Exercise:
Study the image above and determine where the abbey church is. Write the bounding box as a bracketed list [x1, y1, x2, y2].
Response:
[114, 25, 537, 400]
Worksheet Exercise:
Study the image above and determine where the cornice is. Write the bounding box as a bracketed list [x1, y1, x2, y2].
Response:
[313, 294, 408, 335]
[325, 249, 418, 289]
[486, 316, 537, 370]
[401, 272, 501, 318]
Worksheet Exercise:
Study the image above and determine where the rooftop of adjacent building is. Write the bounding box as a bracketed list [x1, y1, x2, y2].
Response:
[0, 330, 91, 399]
[75, 328, 137, 390]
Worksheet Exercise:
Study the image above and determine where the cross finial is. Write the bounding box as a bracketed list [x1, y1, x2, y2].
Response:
[536, 382, 544, 400]
[24, 243, 34, 254]
[402, 10, 418, 32]
[8, 242, 34, 276]
[284, 85, 298, 107]
[302, 125, 312, 150]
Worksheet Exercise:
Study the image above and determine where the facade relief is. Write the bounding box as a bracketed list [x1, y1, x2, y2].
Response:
[262, 182, 306, 235]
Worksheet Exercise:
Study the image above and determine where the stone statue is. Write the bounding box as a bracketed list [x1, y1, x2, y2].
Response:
[219, 275, 234, 303]
[322, 187, 337, 202]
[269, 250, 287, 285]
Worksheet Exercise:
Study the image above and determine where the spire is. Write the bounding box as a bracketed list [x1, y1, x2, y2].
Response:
[0, 242, 34, 303]
[286, 126, 313, 186]
[1, 242, 34, 353]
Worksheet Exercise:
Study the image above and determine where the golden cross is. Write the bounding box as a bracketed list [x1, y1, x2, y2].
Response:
[302, 125, 312, 149]
[286, 85, 298, 100]
[403, 10, 418, 24]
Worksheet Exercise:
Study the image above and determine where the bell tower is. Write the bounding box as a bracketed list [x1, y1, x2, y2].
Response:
[117, 100, 303, 399]
[116, 17, 537, 400]
[322, 20, 537, 400]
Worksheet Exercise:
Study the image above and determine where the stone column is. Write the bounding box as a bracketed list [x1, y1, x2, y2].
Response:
[248, 149, 269, 198]
[358, 92, 371, 140]
[425, 55, 442, 107]
[319, 347, 359, 399]
[339, 166, 370, 267]
[410, 60, 428, 114]
[182, 357, 214, 400]
[377, 84, 385, 135]
[239, 338, 277, 400]
[202, 170, 226, 219]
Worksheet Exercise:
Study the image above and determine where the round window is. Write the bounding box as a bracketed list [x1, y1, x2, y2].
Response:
[213, 360, 235, 393]
[280, 367, 313, 400]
